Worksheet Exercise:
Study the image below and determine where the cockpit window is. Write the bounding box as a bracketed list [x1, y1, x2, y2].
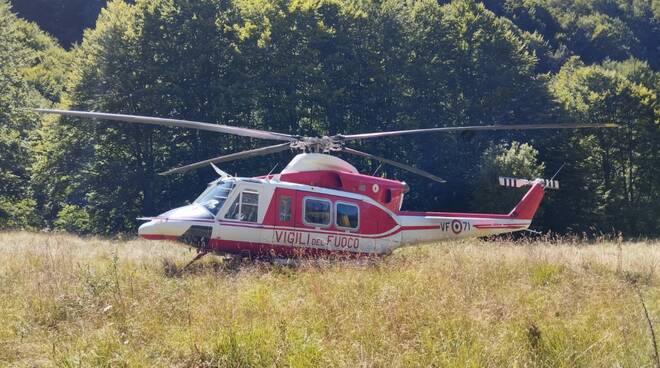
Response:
[194, 180, 235, 215]
[225, 189, 259, 222]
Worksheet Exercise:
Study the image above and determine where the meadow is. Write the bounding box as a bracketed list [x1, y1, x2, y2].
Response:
[0, 232, 658, 367]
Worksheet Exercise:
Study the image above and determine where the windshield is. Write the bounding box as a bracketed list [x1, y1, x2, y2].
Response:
[194, 180, 236, 215]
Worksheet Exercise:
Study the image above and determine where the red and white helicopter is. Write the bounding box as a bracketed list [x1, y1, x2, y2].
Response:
[36, 109, 616, 260]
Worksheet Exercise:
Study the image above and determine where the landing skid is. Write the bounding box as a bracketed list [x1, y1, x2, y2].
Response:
[180, 250, 209, 271]
[177, 249, 384, 273]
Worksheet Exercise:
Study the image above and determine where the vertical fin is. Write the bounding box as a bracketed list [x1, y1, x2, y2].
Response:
[508, 183, 545, 220]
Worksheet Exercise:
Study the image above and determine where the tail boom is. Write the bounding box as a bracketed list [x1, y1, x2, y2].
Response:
[395, 182, 545, 247]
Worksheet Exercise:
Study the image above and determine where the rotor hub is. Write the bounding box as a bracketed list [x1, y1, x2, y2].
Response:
[293, 136, 343, 153]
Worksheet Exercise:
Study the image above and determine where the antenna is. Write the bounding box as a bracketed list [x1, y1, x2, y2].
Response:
[266, 163, 279, 179]
[372, 163, 383, 177]
[550, 163, 566, 181]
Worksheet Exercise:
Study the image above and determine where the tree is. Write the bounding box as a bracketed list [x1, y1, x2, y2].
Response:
[562, 13, 638, 64]
[0, 1, 65, 229]
[546, 58, 659, 235]
[482, 0, 660, 69]
[602, 58, 659, 91]
[472, 141, 545, 214]
[11, 0, 658, 237]
[390, 0, 550, 212]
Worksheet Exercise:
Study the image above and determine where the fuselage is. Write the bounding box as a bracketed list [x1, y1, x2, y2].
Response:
[138, 154, 544, 257]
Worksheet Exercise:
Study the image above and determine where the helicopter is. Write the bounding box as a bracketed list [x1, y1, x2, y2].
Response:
[35, 108, 617, 262]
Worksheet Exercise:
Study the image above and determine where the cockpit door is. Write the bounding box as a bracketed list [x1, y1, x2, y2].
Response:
[263, 188, 296, 255]
[217, 183, 263, 255]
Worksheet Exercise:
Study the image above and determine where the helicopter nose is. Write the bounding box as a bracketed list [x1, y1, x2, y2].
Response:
[138, 219, 181, 240]
[138, 204, 214, 240]
[138, 220, 170, 240]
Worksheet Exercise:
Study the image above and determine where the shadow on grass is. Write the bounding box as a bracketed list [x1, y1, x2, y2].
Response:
[161, 252, 390, 278]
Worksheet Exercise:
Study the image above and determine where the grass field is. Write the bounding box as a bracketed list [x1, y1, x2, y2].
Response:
[0, 232, 658, 367]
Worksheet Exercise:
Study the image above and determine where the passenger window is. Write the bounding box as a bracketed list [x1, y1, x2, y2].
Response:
[336, 202, 359, 229]
[279, 196, 292, 222]
[225, 190, 259, 222]
[304, 198, 331, 226]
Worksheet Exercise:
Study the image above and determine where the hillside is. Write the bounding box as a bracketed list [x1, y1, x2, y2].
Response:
[1, 232, 658, 366]
[1, 0, 658, 237]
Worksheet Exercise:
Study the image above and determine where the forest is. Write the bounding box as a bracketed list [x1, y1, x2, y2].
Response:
[0, 0, 658, 236]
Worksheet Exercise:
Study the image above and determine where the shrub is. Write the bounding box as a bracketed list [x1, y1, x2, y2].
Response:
[53, 204, 91, 233]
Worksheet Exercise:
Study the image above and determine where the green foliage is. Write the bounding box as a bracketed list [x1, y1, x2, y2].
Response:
[0, 0, 657, 235]
[0, 198, 40, 229]
[488, 0, 659, 70]
[547, 58, 658, 235]
[564, 13, 638, 63]
[602, 58, 659, 91]
[53, 204, 91, 233]
[0, 3, 36, 198]
[472, 141, 545, 214]
[0, 1, 65, 230]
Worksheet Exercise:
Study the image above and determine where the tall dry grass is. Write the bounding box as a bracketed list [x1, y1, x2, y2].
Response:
[0, 231, 658, 367]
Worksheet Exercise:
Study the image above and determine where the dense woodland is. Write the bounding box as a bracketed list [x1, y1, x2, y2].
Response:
[0, 0, 657, 236]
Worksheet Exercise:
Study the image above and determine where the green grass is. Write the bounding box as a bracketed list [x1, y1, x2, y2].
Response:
[0, 232, 658, 367]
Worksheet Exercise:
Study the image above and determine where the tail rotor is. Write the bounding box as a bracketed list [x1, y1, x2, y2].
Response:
[499, 177, 559, 190]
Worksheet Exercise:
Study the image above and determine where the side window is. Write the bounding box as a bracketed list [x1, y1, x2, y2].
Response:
[336, 202, 359, 229]
[279, 196, 292, 222]
[304, 198, 331, 226]
[241, 191, 259, 222]
[225, 190, 259, 222]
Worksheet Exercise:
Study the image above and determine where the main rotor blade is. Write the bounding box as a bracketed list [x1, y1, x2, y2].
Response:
[342, 147, 446, 183]
[159, 142, 291, 176]
[338, 122, 619, 141]
[33, 108, 297, 142]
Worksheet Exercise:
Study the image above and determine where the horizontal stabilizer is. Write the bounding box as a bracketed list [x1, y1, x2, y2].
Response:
[499, 177, 559, 190]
